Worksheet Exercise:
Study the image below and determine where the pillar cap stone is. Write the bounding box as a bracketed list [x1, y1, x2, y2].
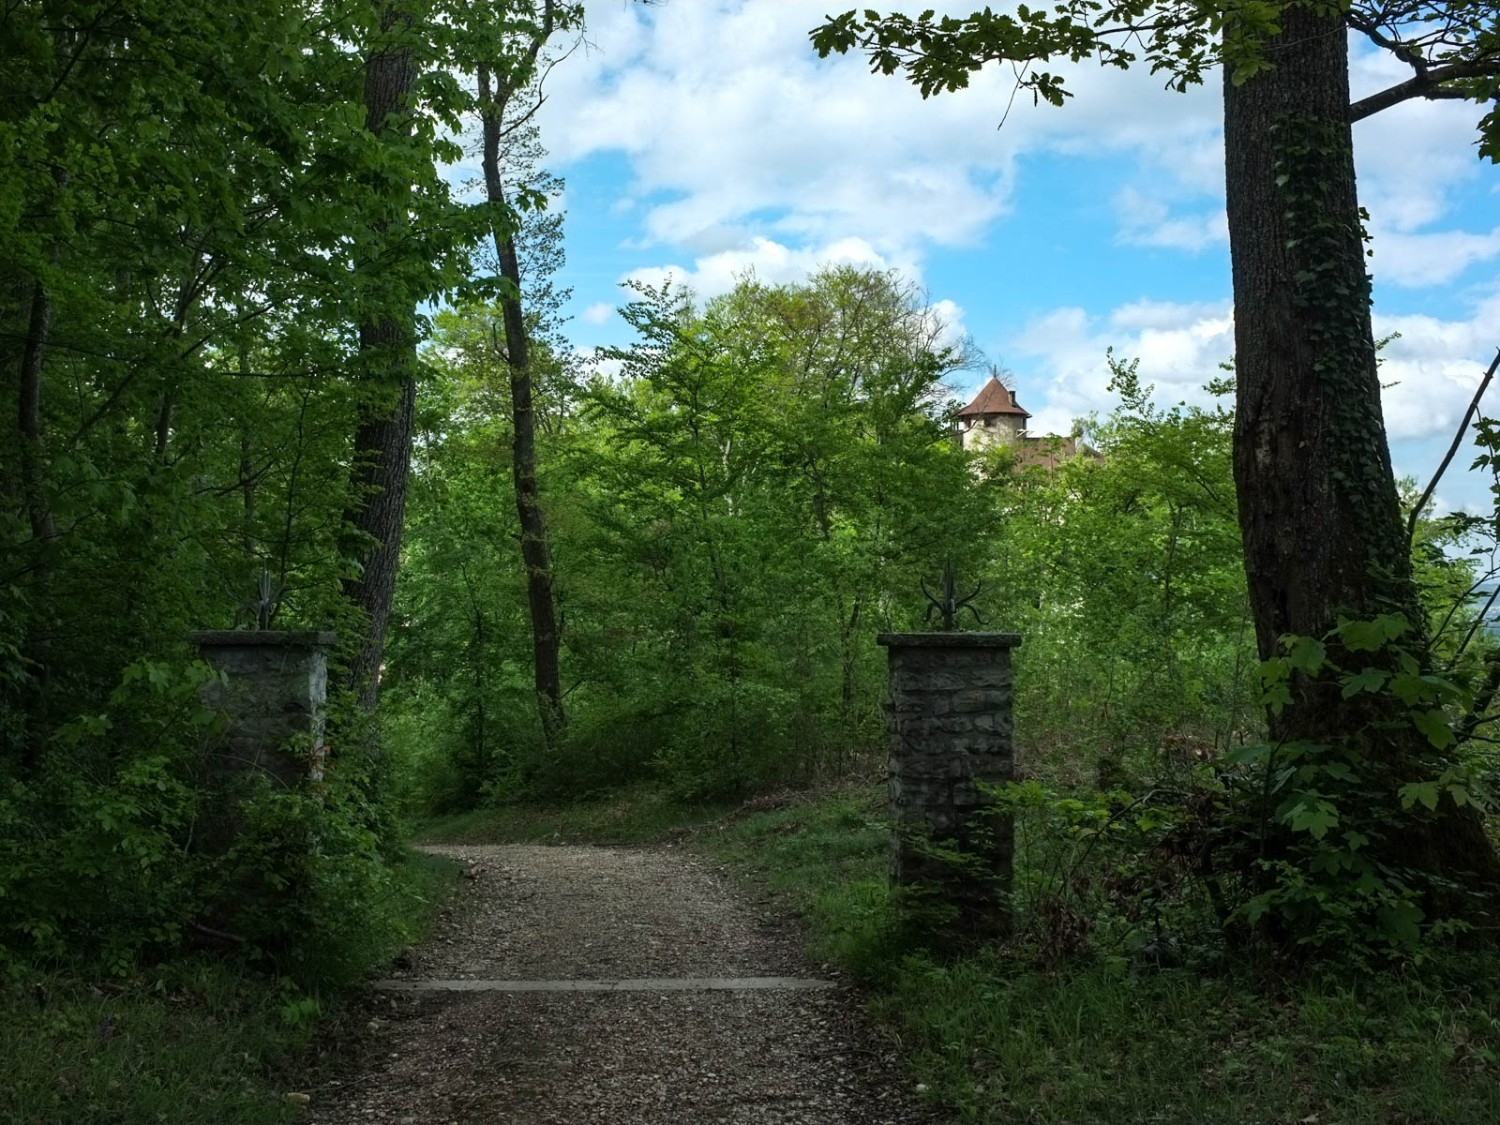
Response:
[190, 629, 336, 648]
[876, 632, 1021, 648]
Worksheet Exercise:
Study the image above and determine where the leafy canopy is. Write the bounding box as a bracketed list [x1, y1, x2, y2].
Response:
[811, 2, 1500, 153]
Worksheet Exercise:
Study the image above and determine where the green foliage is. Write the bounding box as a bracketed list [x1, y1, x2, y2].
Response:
[879, 948, 1500, 1124]
[0, 656, 437, 989]
[0, 660, 219, 971]
[984, 601, 1500, 964]
[1209, 616, 1493, 958]
[704, 785, 1500, 1125]
[0, 0, 564, 993]
[990, 778, 1215, 966]
[422, 780, 746, 845]
[387, 265, 986, 806]
[991, 359, 1252, 777]
[396, 261, 1500, 970]
[0, 850, 455, 1125]
[0, 961, 307, 1125]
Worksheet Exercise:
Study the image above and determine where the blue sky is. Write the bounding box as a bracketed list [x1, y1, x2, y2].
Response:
[500, 0, 1500, 515]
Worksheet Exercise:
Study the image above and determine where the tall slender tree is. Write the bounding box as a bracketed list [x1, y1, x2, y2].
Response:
[474, 0, 581, 745]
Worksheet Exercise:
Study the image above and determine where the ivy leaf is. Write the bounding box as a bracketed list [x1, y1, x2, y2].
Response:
[1400, 781, 1441, 811]
[1286, 798, 1339, 839]
[1284, 635, 1326, 674]
[1412, 708, 1456, 750]
[1340, 667, 1388, 697]
[1338, 614, 1408, 651]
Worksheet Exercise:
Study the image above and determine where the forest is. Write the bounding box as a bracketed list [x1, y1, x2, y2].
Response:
[4, 2, 1500, 1123]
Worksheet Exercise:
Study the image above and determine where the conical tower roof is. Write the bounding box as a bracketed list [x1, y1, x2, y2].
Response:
[956, 377, 1030, 419]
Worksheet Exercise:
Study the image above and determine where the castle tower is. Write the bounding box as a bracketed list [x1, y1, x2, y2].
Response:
[955, 376, 1031, 452]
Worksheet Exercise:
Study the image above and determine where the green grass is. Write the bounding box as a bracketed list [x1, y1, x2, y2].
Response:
[696, 783, 1500, 1125]
[695, 784, 906, 978]
[419, 781, 743, 845]
[876, 953, 1500, 1124]
[2, 960, 311, 1125]
[0, 848, 459, 1125]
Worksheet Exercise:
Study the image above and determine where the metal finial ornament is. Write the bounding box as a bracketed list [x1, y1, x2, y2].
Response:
[239, 569, 284, 631]
[921, 563, 984, 631]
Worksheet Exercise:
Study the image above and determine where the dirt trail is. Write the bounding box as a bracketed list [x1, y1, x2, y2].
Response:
[307, 844, 941, 1125]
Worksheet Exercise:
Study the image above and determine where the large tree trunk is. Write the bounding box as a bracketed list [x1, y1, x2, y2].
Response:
[16, 276, 58, 770]
[1225, 7, 1411, 671]
[478, 57, 565, 745]
[341, 6, 420, 714]
[342, 343, 416, 713]
[1223, 5, 1500, 892]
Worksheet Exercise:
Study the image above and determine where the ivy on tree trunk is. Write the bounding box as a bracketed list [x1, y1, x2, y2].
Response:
[1224, 6, 1411, 694]
[1223, 4, 1500, 892]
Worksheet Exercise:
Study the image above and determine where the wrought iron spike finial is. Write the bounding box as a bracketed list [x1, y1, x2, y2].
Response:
[922, 563, 984, 631]
[237, 568, 285, 631]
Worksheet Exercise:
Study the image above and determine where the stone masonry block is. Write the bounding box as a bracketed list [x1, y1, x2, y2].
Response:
[877, 632, 1020, 942]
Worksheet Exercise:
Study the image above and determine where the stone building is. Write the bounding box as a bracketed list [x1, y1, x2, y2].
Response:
[955, 375, 1030, 451]
[954, 375, 1084, 470]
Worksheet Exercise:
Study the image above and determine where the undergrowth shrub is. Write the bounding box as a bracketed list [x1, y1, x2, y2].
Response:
[992, 779, 1221, 968]
[1205, 614, 1492, 959]
[992, 613, 1499, 969]
[0, 656, 424, 989]
[0, 659, 219, 972]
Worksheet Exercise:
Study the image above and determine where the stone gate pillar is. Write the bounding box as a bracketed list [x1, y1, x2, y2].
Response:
[876, 631, 1021, 940]
[189, 630, 336, 788]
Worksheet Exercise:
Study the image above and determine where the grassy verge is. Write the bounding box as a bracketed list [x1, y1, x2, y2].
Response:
[0, 848, 458, 1125]
[420, 781, 744, 845]
[696, 784, 1500, 1125]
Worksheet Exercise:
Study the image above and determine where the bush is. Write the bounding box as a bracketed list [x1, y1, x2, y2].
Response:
[0, 657, 429, 990]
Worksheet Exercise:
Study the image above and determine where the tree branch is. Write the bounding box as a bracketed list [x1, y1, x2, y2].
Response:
[1407, 348, 1500, 547]
[1346, 11, 1428, 72]
[1350, 58, 1499, 122]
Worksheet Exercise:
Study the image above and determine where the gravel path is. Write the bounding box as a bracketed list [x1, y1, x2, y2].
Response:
[307, 844, 942, 1125]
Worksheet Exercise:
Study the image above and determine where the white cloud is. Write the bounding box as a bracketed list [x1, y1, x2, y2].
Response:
[541, 2, 1240, 273]
[1368, 227, 1500, 289]
[927, 298, 971, 355]
[541, 3, 1025, 261]
[539, 6, 1492, 296]
[587, 354, 625, 384]
[580, 301, 615, 325]
[1350, 43, 1490, 232]
[1377, 287, 1500, 442]
[1008, 286, 1500, 463]
[1009, 299, 1234, 435]
[620, 235, 899, 301]
[1113, 187, 1227, 251]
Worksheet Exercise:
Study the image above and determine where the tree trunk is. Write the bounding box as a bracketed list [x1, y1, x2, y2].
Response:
[342, 343, 416, 713]
[1223, 5, 1500, 891]
[238, 420, 256, 562]
[1225, 7, 1409, 669]
[341, 6, 420, 714]
[16, 276, 57, 771]
[478, 60, 565, 744]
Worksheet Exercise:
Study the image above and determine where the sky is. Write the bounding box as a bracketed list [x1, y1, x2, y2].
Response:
[478, 0, 1500, 515]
